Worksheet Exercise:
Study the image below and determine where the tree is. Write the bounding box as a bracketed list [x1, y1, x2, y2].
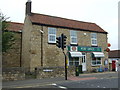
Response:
[0, 12, 15, 52]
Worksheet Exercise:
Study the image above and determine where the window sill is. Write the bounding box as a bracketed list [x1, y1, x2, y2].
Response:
[48, 42, 56, 45]
[91, 44, 98, 47]
[70, 43, 78, 46]
[91, 64, 102, 66]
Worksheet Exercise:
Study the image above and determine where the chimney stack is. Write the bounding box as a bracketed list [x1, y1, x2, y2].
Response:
[26, 0, 32, 16]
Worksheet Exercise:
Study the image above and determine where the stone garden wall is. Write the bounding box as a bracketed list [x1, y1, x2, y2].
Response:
[2, 67, 25, 81]
[2, 66, 76, 81]
[35, 66, 75, 79]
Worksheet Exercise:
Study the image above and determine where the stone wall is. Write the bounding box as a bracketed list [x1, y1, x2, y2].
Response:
[35, 66, 75, 79]
[2, 66, 76, 81]
[2, 32, 21, 67]
[22, 16, 33, 69]
[33, 25, 108, 71]
[22, 17, 108, 72]
[2, 67, 25, 81]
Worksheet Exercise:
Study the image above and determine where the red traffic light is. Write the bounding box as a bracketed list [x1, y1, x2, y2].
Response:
[105, 48, 110, 52]
[108, 43, 111, 47]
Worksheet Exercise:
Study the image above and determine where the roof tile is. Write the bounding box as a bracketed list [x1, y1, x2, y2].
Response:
[108, 50, 120, 58]
[6, 22, 23, 32]
[29, 13, 107, 33]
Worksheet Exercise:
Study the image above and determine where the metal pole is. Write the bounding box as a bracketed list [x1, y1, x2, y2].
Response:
[63, 51, 67, 80]
[41, 26, 43, 66]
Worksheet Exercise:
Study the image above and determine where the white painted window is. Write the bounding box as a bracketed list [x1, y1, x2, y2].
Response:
[91, 57, 102, 66]
[91, 33, 97, 46]
[48, 27, 56, 43]
[70, 30, 77, 44]
[82, 53, 86, 63]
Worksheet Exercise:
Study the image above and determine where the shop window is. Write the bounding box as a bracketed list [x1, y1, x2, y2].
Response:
[48, 27, 56, 43]
[69, 57, 79, 66]
[91, 33, 97, 46]
[91, 57, 102, 66]
[70, 30, 77, 44]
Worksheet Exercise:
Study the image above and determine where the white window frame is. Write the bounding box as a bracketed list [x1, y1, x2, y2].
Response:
[91, 57, 102, 66]
[82, 53, 86, 63]
[70, 30, 77, 44]
[48, 27, 56, 43]
[91, 33, 97, 46]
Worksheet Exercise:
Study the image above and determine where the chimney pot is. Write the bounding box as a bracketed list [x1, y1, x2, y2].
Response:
[26, 0, 32, 16]
[28, 0, 31, 2]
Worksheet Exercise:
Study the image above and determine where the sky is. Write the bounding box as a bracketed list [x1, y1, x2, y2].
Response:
[0, 0, 119, 50]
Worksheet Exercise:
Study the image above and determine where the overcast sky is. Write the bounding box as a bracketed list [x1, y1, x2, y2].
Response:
[0, 0, 119, 50]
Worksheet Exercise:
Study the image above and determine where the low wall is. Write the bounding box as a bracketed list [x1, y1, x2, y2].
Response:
[2, 67, 25, 81]
[2, 66, 76, 81]
[35, 66, 76, 79]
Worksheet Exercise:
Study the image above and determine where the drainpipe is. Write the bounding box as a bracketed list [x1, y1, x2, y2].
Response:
[40, 26, 43, 66]
[20, 30, 22, 67]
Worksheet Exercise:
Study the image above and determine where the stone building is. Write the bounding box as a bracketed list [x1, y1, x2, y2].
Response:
[2, 22, 23, 67]
[22, 0, 109, 72]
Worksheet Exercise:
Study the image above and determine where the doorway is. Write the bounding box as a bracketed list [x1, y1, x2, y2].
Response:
[82, 53, 86, 71]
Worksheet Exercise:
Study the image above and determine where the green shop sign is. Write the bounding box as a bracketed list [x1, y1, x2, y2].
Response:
[68, 46, 102, 52]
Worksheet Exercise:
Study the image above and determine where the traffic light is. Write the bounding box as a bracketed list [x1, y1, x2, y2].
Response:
[56, 36, 62, 48]
[61, 33, 67, 50]
[56, 34, 67, 80]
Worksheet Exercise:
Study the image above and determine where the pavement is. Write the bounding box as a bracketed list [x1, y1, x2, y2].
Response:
[2, 71, 118, 88]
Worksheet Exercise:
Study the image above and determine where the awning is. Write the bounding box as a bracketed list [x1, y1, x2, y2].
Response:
[92, 52, 104, 57]
[69, 52, 82, 57]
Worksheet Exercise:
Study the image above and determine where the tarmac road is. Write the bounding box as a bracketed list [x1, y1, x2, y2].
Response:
[2, 71, 119, 89]
[36, 74, 118, 89]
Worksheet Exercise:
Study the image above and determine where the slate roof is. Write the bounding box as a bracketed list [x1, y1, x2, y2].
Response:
[29, 13, 107, 33]
[108, 50, 120, 58]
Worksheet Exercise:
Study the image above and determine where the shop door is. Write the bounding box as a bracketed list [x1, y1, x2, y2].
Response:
[82, 53, 86, 71]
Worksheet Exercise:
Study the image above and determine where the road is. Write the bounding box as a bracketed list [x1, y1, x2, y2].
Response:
[2, 72, 119, 89]
[33, 72, 119, 89]
[36, 76, 118, 89]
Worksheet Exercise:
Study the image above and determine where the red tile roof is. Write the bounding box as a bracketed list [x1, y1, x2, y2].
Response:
[29, 13, 107, 33]
[6, 22, 23, 32]
[108, 50, 120, 58]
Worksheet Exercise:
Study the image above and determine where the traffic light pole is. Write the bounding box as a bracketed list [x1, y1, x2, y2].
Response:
[63, 50, 67, 80]
[56, 33, 67, 80]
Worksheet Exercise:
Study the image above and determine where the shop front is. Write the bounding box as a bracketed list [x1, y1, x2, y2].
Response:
[67, 46, 105, 72]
